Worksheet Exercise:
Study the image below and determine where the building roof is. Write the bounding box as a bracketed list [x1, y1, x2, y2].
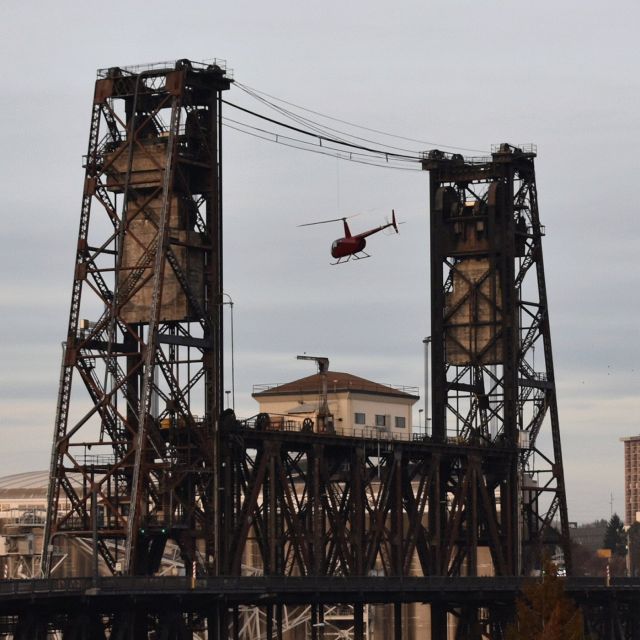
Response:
[0, 471, 51, 491]
[253, 371, 419, 401]
[0, 471, 82, 499]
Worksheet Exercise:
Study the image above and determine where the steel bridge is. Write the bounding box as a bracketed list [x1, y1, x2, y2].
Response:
[2, 58, 622, 638]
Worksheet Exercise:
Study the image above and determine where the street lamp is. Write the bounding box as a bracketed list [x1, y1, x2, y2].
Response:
[423, 337, 431, 436]
[222, 293, 235, 410]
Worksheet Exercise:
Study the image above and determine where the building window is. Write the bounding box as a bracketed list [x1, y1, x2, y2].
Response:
[375, 415, 387, 427]
[395, 416, 406, 429]
[354, 412, 366, 425]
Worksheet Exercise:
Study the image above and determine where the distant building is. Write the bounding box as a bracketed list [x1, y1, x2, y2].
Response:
[622, 435, 640, 526]
[569, 520, 608, 553]
[252, 370, 419, 439]
[0, 472, 57, 578]
[0, 471, 92, 578]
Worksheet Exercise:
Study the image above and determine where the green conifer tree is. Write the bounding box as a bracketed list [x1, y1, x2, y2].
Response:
[603, 513, 627, 557]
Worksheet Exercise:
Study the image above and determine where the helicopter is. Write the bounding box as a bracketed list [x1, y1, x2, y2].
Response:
[299, 210, 399, 264]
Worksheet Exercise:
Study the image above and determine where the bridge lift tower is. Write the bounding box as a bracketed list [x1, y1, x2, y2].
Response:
[422, 144, 571, 636]
[42, 59, 231, 578]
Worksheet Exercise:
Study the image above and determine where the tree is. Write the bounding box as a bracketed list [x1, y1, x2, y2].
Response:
[603, 513, 627, 557]
[505, 559, 584, 640]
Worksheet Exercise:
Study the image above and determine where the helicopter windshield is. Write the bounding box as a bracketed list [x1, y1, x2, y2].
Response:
[332, 240, 340, 249]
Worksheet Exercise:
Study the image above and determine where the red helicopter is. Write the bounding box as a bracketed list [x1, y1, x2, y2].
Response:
[299, 210, 399, 264]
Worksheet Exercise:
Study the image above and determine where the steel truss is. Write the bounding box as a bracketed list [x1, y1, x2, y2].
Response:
[217, 425, 530, 638]
[42, 60, 231, 578]
[219, 427, 522, 580]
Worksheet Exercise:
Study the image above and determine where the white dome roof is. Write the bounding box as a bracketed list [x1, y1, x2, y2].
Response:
[0, 470, 51, 491]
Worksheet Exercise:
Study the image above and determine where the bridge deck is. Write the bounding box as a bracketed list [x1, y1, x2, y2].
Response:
[0, 576, 636, 614]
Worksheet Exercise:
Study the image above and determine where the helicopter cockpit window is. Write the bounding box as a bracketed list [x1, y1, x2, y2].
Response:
[332, 240, 340, 249]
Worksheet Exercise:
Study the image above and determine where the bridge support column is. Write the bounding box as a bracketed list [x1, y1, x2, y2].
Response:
[265, 604, 274, 640]
[394, 602, 402, 640]
[354, 603, 364, 640]
[207, 603, 228, 640]
[310, 604, 319, 640]
[276, 603, 284, 640]
[431, 604, 447, 640]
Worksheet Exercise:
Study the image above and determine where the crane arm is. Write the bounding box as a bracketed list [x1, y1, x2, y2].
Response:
[296, 355, 329, 373]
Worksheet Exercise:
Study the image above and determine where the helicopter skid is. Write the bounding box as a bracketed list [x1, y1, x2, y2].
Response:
[331, 251, 371, 265]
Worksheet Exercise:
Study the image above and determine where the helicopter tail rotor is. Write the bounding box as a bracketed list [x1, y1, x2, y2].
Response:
[383, 209, 401, 235]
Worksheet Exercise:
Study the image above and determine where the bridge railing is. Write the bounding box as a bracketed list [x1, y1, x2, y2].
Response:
[0, 575, 627, 599]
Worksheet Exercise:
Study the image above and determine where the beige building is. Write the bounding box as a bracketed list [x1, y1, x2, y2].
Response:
[252, 370, 419, 439]
[622, 435, 640, 526]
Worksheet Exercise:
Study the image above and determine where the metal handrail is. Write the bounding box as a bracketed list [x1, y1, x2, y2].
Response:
[96, 59, 231, 79]
[238, 416, 413, 443]
[252, 382, 419, 396]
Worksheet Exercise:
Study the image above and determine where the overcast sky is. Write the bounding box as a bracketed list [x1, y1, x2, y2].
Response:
[1, 0, 639, 524]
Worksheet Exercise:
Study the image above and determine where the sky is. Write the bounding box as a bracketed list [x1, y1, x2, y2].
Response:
[0, 0, 639, 524]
